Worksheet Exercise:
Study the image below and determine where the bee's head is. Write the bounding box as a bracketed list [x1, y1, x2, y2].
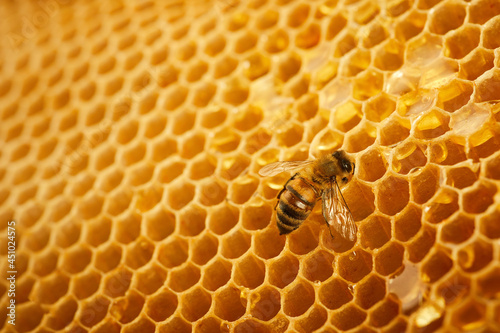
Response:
[332, 150, 355, 185]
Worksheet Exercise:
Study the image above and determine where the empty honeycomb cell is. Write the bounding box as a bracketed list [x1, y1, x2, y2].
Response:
[283, 278, 315, 317]
[302, 249, 335, 282]
[208, 203, 239, 235]
[95, 243, 122, 273]
[180, 287, 212, 322]
[331, 304, 367, 331]
[319, 277, 353, 311]
[269, 254, 300, 289]
[287, 3, 310, 28]
[460, 48, 495, 81]
[444, 25, 481, 60]
[471, 0, 500, 23]
[32, 250, 58, 277]
[369, 298, 399, 328]
[334, 32, 357, 57]
[407, 225, 436, 263]
[241, 200, 272, 231]
[421, 249, 453, 283]
[424, 188, 459, 224]
[485, 153, 500, 180]
[429, 139, 467, 165]
[46, 297, 78, 330]
[164, 85, 189, 110]
[124, 238, 154, 269]
[356, 148, 387, 182]
[295, 23, 321, 49]
[451, 299, 487, 331]
[158, 236, 189, 268]
[134, 264, 166, 295]
[54, 218, 80, 248]
[234, 254, 266, 288]
[277, 122, 304, 147]
[428, 2, 466, 35]
[482, 16, 500, 49]
[479, 208, 500, 239]
[191, 232, 218, 265]
[214, 285, 247, 321]
[167, 181, 195, 210]
[221, 229, 251, 259]
[287, 223, 322, 255]
[103, 267, 133, 298]
[377, 175, 409, 215]
[115, 213, 141, 244]
[113, 291, 145, 324]
[441, 214, 475, 244]
[410, 164, 439, 204]
[414, 109, 450, 139]
[32, 272, 70, 305]
[160, 317, 191, 333]
[457, 239, 493, 273]
[475, 70, 500, 103]
[194, 317, 224, 333]
[359, 215, 392, 250]
[158, 161, 185, 184]
[354, 274, 386, 310]
[277, 53, 301, 82]
[462, 182, 496, 214]
[337, 249, 372, 283]
[355, 0, 380, 24]
[379, 118, 410, 147]
[295, 304, 328, 332]
[177, 204, 206, 236]
[375, 242, 404, 276]
[129, 163, 155, 187]
[16, 303, 44, 332]
[476, 267, 500, 299]
[72, 270, 101, 300]
[344, 122, 377, 152]
[353, 69, 384, 100]
[264, 28, 289, 53]
[333, 100, 362, 132]
[61, 246, 93, 274]
[230, 175, 259, 204]
[202, 258, 232, 291]
[374, 39, 404, 71]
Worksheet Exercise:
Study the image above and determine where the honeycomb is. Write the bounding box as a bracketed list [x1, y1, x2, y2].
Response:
[1, 0, 500, 332]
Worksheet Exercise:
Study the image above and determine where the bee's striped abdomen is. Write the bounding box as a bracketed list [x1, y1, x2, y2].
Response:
[276, 177, 317, 234]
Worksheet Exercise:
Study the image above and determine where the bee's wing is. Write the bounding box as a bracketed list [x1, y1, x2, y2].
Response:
[322, 181, 357, 241]
[258, 160, 314, 177]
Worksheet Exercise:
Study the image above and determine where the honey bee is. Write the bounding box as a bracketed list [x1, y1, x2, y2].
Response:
[259, 150, 356, 241]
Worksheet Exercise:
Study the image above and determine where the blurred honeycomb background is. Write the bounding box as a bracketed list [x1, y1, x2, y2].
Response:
[1, 0, 500, 332]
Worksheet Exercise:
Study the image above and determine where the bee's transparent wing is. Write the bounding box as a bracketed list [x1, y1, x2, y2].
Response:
[322, 181, 357, 241]
[258, 160, 314, 177]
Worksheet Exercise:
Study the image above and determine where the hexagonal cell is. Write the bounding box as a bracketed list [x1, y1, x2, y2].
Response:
[264, 28, 289, 53]
[214, 285, 246, 321]
[406, 225, 436, 263]
[295, 23, 321, 49]
[241, 200, 272, 230]
[45, 297, 78, 331]
[444, 25, 481, 59]
[78, 295, 110, 327]
[234, 254, 265, 289]
[180, 286, 212, 322]
[334, 32, 358, 57]
[450, 299, 487, 331]
[179, 133, 205, 159]
[423, 188, 459, 224]
[356, 148, 387, 182]
[462, 182, 496, 214]
[134, 264, 167, 295]
[115, 212, 141, 244]
[145, 289, 178, 322]
[208, 203, 239, 235]
[277, 122, 304, 147]
[94, 243, 122, 273]
[168, 263, 200, 293]
[428, 1, 466, 34]
[476, 267, 500, 299]
[435, 271, 470, 306]
[374, 39, 404, 71]
[177, 204, 206, 236]
[268, 253, 300, 289]
[468, 127, 500, 159]
[221, 229, 251, 259]
[429, 139, 467, 166]
[421, 249, 453, 283]
[375, 242, 405, 276]
[301, 249, 334, 283]
[342, 49, 371, 77]
[343, 180, 376, 222]
[441, 213, 475, 244]
[253, 227, 285, 260]
[445, 166, 478, 189]
[256, 9, 279, 30]
[333, 100, 362, 132]
[379, 117, 410, 147]
[362, 21, 388, 48]
[288, 223, 320, 255]
[160, 316, 191, 333]
[482, 16, 500, 49]
[331, 304, 367, 331]
[31, 272, 70, 305]
[479, 207, 500, 239]
[214, 55, 238, 79]
[200, 107, 227, 128]
[459, 48, 495, 81]
[377, 175, 409, 216]
[287, 3, 309, 27]
[282, 278, 315, 317]
[249, 286, 281, 321]
[414, 109, 450, 140]
[235, 31, 259, 54]
[355, 274, 386, 310]
[337, 249, 372, 283]
[457, 239, 493, 273]
[151, 137, 177, 162]
[359, 215, 391, 250]
[157, 236, 189, 269]
[409, 164, 439, 205]
[202, 258, 232, 292]
[343, 121, 377, 152]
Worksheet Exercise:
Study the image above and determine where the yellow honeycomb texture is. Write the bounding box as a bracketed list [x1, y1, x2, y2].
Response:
[1, 0, 500, 332]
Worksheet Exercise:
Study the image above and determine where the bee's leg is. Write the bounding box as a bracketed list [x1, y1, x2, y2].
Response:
[274, 173, 299, 210]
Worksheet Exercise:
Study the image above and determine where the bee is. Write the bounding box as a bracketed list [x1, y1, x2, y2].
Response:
[259, 150, 356, 241]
